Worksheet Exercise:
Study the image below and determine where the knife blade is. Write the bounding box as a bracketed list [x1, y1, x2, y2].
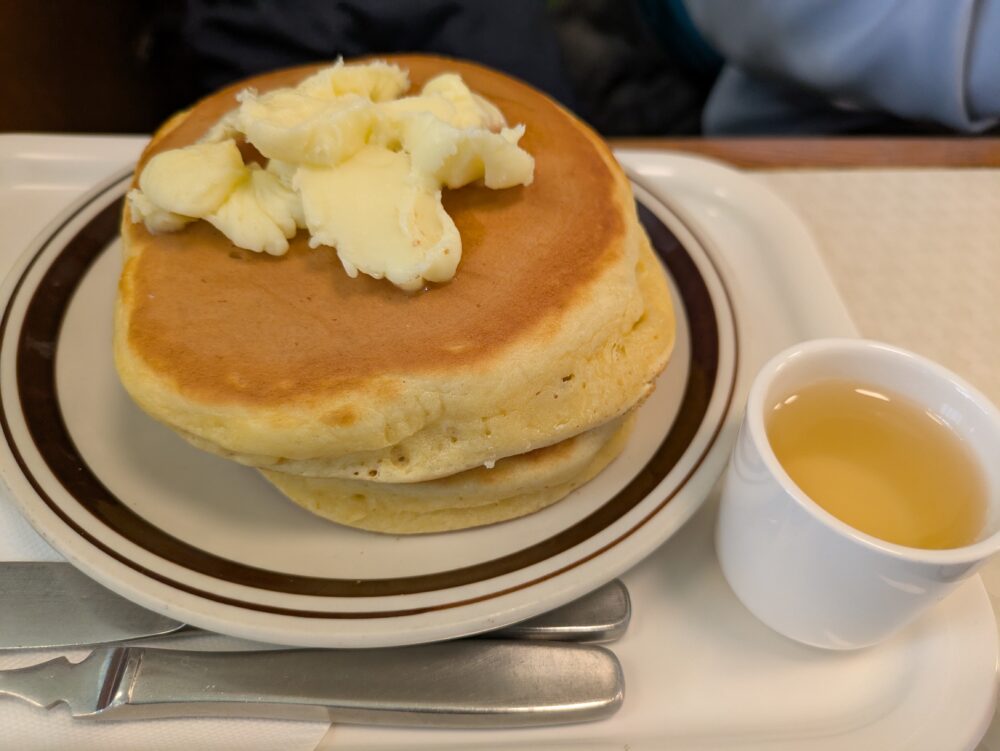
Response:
[0, 640, 624, 727]
[0, 562, 182, 648]
[0, 562, 630, 648]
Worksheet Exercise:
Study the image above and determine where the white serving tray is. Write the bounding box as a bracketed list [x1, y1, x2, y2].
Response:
[0, 136, 994, 751]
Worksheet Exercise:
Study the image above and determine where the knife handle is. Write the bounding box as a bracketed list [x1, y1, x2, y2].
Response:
[98, 640, 624, 727]
[490, 579, 631, 643]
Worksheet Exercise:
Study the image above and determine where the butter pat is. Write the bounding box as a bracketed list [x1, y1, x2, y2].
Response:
[128, 140, 307, 257]
[297, 146, 460, 291]
[236, 89, 375, 165]
[420, 74, 506, 130]
[139, 140, 245, 217]
[252, 164, 305, 237]
[130, 60, 535, 290]
[403, 117, 534, 189]
[296, 59, 410, 102]
[206, 173, 289, 256]
[126, 189, 193, 233]
[204, 164, 305, 255]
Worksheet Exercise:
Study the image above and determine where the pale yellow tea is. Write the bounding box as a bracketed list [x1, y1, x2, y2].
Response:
[766, 379, 987, 549]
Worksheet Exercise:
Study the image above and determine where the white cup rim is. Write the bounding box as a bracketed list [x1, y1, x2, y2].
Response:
[746, 337, 1000, 566]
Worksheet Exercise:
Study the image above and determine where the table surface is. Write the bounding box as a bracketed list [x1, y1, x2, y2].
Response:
[610, 137, 1000, 168]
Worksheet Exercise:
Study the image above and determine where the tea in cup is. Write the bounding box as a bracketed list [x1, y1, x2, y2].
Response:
[716, 339, 1000, 649]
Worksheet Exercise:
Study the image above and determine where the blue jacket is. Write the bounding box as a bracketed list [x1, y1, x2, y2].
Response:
[685, 0, 1000, 134]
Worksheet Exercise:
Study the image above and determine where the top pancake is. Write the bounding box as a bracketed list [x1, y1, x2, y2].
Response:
[116, 55, 672, 480]
[123, 56, 627, 401]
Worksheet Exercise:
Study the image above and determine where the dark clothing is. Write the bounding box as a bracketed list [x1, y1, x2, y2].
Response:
[175, 0, 713, 136]
[181, 0, 576, 107]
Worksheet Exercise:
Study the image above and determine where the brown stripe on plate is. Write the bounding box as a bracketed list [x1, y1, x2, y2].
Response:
[1, 181, 734, 615]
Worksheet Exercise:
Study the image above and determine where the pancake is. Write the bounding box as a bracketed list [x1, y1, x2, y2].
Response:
[182, 230, 672, 481]
[115, 55, 675, 482]
[261, 412, 635, 534]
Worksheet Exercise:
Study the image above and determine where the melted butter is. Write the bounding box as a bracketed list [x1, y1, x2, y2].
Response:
[126, 60, 534, 290]
[297, 145, 460, 291]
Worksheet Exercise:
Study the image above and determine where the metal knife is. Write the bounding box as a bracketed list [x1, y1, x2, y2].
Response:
[0, 562, 630, 648]
[0, 640, 624, 727]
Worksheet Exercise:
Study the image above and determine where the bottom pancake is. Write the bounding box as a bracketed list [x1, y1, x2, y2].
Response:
[261, 412, 635, 534]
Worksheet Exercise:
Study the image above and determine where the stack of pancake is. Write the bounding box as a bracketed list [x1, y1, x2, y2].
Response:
[115, 55, 675, 534]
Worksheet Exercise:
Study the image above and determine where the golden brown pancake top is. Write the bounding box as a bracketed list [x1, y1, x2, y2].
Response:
[122, 55, 626, 404]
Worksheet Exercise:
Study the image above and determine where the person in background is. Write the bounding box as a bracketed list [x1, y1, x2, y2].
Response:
[172, 0, 714, 136]
[668, 0, 1000, 134]
[179, 1, 577, 113]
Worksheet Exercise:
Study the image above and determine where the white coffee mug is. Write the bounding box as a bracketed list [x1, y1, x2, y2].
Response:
[716, 338, 1000, 649]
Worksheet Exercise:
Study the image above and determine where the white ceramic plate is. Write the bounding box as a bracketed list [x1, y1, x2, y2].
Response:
[0, 162, 738, 648]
